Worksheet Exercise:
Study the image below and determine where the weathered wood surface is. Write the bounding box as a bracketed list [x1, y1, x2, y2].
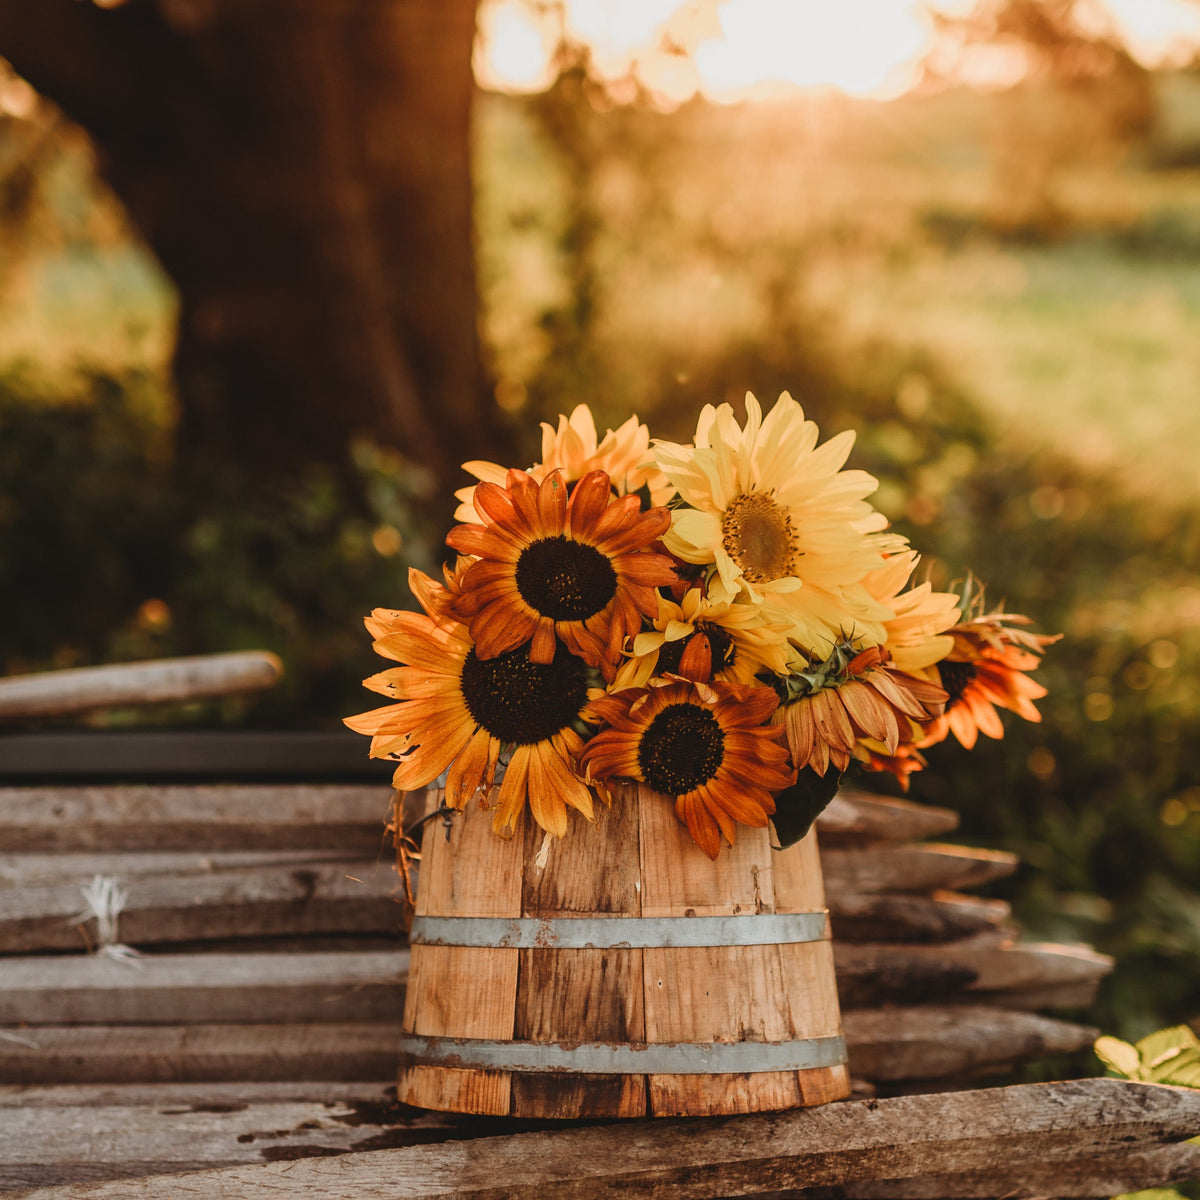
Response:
[842, 1005, 1098, 1082]
[4, 1080, 1199, 1195]
[835, 1140, 1200, 1198]
[0, 785, 392, 853]
[0, 952, 408, 1026]
[0, 653, 282, 721]
[0, 850, 363, 886]
[826, 892, 1011, 945]
[0, 860, 399, 953]
[820, 844, 1018, 896]
[0, 1006, 1098, 1087]
[7, 1079, 1200, 1200]
[814, 792, 959, 845]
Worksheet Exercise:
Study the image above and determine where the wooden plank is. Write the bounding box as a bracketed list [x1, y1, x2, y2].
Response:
[639, 792, 805, 1116]
[0, 730, 393, 781]
[0, 1002, 1103, 1087]
[10, 1079, 1200, 1200]
[827, 891, 1011, 945]
[815, 792, 959, 844]
[0, 653, 282, 720]
[513, 782, 645, 1119]
[839, 1141, 1200, 1198]
[833, 939, 1111, 1009]
[843, 1005, 1099, 1082]
[0, 850, 364, 887]
[0, 861, 401, 953]
[821, 844, 1018, 896]
[400, 790, 524, 1116]
[0, 951, 408, 1026]
[0, 1081, 397, 1108]
[0, 784, 394, 853]
[967, 980, 1103, 1012]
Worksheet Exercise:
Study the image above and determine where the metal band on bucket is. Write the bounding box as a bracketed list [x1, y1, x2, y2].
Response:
[397, 1033, 847, 1075]
[409, 911, 829, 949]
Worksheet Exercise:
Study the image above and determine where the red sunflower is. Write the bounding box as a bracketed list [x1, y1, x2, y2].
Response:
[580, 679, 792, 859]
[446, 467, 676, 677]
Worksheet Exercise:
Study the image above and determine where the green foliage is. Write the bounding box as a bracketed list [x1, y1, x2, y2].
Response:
[1097, 1026, 1200, 1088]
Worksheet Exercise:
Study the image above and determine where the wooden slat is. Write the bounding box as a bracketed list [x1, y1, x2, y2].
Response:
[821, 844, 1018, 896]
[0, 861, 400, 953]
[400, 791, 524, 1116]
[842, 1005, 1098, 1082]
[0, 951, 408, 1026]
[639, 796, 804, 1116]
[0, 1006, 1100, 1088]
[827, 891, 1011, 944]
[815, 791, 959, 844]
[840, 1141, 1200, 1199]
[0, 784, 393, 853]
[5, 1083, 1198, 1195]
[0, 653, 282, 720]
[513, 783, 645, 1119]
[10, 1079, 1200, 1200]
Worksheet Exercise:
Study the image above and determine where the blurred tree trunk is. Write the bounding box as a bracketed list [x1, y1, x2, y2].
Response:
[0, 0, 508, 490]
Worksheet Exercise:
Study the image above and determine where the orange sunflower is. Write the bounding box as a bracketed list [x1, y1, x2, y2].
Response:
[343, 568, 594, 838]
[580, 679, 792, 859]
[918, 613, 1059, 750]
[773, 643, 948, 777]
[446, 467, 676, 677]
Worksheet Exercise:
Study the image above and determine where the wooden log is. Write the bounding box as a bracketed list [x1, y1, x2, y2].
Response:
[9, 1079, 1200, 1200]
[827, 892, 1011, 945]
[821, 844, 1018, 896]
[815, 792, 959, 844]
[0, 951, 408, 1026]
[0, 1006, 1100, 1087]
[0, 1081, 398, 1108]
[833, 947, 978, 1009]
[0, 653, 282, 720]
[0, 861, 401, 953]
[967, 980, 1103, 1012]
[843, 1005, 1098, 1082]
[0, 783, 394, 853]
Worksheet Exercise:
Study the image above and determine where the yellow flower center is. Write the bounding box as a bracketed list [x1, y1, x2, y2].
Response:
[721, 492, 798, 583]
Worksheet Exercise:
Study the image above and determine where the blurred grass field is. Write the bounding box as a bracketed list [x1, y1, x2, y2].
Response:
[4, 69, 1200, 1042]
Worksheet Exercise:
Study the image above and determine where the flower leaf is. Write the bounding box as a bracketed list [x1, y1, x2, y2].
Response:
[770, 768, 843, 850]
[1094, 1036, 1143, 1081]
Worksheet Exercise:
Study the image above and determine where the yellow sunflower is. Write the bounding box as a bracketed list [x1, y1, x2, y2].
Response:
[611, 585, 791, 690]
[773, 643, 947, 777]
[343, 568, 594, 838]
[918, 612, 1059, 751]
[862, 550, 960, 672]
[454, 405, 674, 522]
[581, 679, 792, 859]
[446, 467, 676, 677]
[653, 391, 907, 658]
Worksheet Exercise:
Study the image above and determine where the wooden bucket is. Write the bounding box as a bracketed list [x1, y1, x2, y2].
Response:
[399, 782, 850, 1118]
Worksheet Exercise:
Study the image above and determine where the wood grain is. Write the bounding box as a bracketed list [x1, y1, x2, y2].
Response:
[826, 891, 1011, 945]
[0, 784, 393, 853]
[0, 860, 400, 953]
[10, 1079, 1200, 1200]
[821, 843, 1019, 896]
[815, 791, 959, 844]
[0, 951, 408, 1026]
[400, 790, 523, 1116]
[0, 652, 282, 720]
[512, 782, 645, 1119]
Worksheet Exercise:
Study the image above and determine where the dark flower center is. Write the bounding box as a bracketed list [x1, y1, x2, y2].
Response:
[657, 623, 737, 677]
[721, 492, 797, 583]
[515, 535, 618, 621]
[460, 640, 587, 745]
[938, 659, 978, 704]
[638, 702, 726, 795]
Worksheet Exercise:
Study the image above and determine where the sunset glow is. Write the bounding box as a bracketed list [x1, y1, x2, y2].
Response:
[475, 0, 1200, 103]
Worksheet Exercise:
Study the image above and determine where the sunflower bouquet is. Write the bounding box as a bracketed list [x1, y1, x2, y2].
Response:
[346, 393, 1057, 860]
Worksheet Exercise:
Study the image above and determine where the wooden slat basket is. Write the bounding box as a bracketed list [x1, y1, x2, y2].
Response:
[400, 781, 850, 1119]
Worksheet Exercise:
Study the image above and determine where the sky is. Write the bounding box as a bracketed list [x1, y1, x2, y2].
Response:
[475, 0, 1200, 103]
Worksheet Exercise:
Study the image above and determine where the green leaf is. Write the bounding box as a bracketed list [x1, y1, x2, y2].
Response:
[1095, 1036, 1143, 1080]
[1136, 1025, 1200, 1072]
[1154, 1047, 1200, 1089]
[770, 768, 843, 850]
